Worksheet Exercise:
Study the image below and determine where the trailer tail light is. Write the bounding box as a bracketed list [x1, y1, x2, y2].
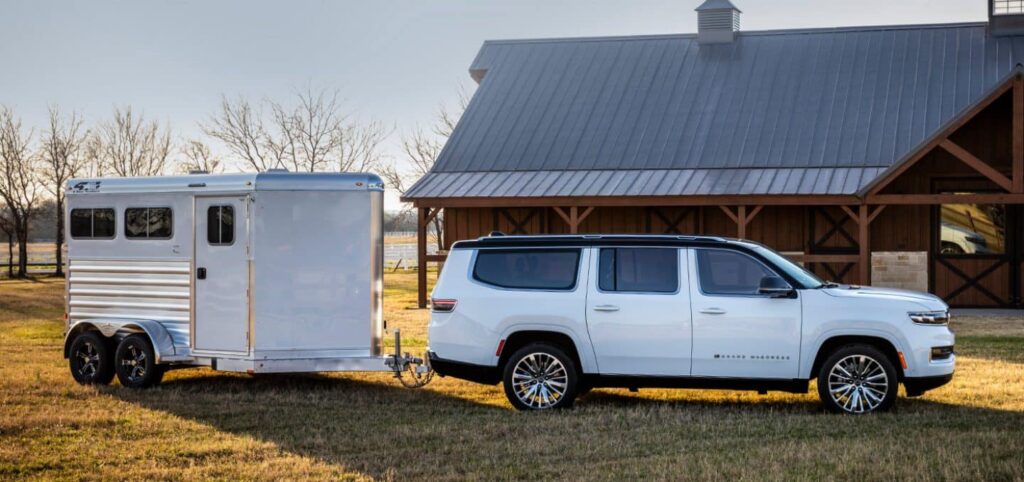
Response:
[431, 298, 457, 313]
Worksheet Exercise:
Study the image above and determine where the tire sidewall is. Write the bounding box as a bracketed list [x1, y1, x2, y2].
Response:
[817, 344, 898, 414]
[115, 334, 163, 389]
[69, 331, 115, 385]
[502, 343, 579, 411]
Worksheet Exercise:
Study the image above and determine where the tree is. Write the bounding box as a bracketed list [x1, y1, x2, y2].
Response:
[0, 106, 42, 278]
[0, 204, 13, 277]
[40, 107, 88, 276]
[382, 90, 469, 251]
[178, 138, 223, 174]
[204, 86, 389, 173]
[89, 106, 173, 177]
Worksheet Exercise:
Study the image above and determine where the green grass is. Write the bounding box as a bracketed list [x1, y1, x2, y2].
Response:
[1, 275, 1023, 480]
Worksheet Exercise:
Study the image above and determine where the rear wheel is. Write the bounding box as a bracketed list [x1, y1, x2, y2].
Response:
[115, 335, 165, 389]
[502, 343, 578, 411]
[817, 344, 898, 414]
[69, 331, 115, 385]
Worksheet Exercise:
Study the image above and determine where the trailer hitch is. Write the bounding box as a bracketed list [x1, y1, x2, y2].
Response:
[385, 328, 434, 388]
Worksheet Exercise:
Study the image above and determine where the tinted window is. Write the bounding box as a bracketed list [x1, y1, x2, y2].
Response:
[940, 203, 1005, 255]
[599, 248, 678, 293]
[696, 249, 775, 295]
[207, 206, 234, 245]
[473, 249, 580, 290]
[125, 207, 173, 239]
[69, 208, 115, 239]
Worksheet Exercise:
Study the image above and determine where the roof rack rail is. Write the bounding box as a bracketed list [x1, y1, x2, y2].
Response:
[676, 235, 727, 242]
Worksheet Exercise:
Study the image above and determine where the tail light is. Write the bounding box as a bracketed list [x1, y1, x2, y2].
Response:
[431, 298, 457, 313]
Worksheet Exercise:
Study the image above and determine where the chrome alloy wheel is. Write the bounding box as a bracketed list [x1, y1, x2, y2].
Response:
[74, 342, 101, 378]
[827, 354, 889, 413]
[121, 344, 148, 383]
[511, 352, 569, 409]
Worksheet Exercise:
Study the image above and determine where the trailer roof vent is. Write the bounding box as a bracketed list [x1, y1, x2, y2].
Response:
[696, 0, 741, 44]
[188, 169, 208, 175]
[266, 168, 290, 173]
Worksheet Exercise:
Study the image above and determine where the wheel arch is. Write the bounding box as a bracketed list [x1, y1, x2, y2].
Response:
[498, 330, 586, 374]
[64, 319, 176, 364]
[809, 334, 906, 381]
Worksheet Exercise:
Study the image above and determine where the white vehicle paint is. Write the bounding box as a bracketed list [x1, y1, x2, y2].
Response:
[63, 172, 427, 389]
[428, 234, 956, 413]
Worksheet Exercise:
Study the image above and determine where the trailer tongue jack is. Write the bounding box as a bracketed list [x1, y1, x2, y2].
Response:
[386, 329, 434, 388]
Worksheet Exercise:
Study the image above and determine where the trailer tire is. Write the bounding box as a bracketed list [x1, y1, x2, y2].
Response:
[69, 331, 115, 385]
[114, 334, 165, 389]
[502, 343, 578, 411]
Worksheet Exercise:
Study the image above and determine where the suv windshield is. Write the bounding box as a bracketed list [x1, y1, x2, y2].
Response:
[741, 242, 825, 289]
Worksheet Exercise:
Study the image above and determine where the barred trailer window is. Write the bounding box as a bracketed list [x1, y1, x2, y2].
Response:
[994, 0, 1024, 15]
[207, 205, 235, 245]
[473, 249, 581, 290]
[69, 208, 115, 239]
[125, 207, 173, 239]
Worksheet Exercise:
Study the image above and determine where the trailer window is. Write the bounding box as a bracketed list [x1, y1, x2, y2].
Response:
[125, 207, 173, 239]
[69, 208, 115, 239]
[207, 205, 234, 245]
[473, 249, 580, 290]
[598, 248, 678, 293]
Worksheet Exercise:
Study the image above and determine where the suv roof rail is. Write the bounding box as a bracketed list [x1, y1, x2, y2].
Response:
[488, 231, 506, 237]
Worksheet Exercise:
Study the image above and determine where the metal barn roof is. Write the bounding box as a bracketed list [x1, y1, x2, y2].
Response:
[405, 22, 1024, 200]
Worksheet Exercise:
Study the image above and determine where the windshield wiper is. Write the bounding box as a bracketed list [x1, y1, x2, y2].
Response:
[818, 280, 841, 289]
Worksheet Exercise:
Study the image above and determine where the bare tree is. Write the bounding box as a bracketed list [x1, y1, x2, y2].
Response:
[0, 106, 42, 278]
[382, 91, 469, 252]
[40, 106, 88, 276]
[89, 106, 173, 177]
[0, 205, 13, 277]
[178, 138, 223, 174]
[204, 86, 389, 173]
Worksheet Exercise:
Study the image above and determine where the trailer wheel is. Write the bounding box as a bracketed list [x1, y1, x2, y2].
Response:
[114, 334, 165, 389]
[502, 343, 579, 411]
[69, 331, 115, 385]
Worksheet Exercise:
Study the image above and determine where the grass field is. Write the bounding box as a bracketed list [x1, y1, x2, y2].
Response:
[1, 274, 1023, 480]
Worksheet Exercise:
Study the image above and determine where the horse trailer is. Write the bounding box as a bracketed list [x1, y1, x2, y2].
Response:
[62, 172, 429, 388]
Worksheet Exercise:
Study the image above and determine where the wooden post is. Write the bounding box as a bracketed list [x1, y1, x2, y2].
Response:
[417, 207, 428, 308]
[1014, 75, 1024, 193]
[858, 205, 870, 286]
[552, 206, 595, 234]
[719, 205, 762, 239]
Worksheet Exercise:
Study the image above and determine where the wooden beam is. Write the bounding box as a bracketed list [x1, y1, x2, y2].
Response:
[864, 78, 1015, 196]
[858, 205, 871, 286]
[719, 205, 739, 224]
[867, 205, 887, 224]
[867, 193, 1024, 205]
[939, 139, 1013, 192]
[417, 207, 428, 309]
[737, 206, 747, 239]
[406, 194, 862, 208]
[577, 206, 595, 225]
[552, 206, 572, 226]
[840, 205, 858, 223]
[841, 204, 885, 225]
[745, 205, 764, 223]
[425, 254, 448, 262]
[1015, 75, 1024, 193]
[421, 206, 441, 226]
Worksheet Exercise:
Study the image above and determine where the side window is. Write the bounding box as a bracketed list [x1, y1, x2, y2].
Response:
[696, 249, 774, 295]
[207, 206, 235, 245]
[125, 207, 173, 239]
[599, 248, 678, 293]
[473, 249, 580, 290]
[69, 208, 115, 239]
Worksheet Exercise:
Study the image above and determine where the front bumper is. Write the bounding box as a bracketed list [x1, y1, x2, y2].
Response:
[904, 373, 954, 397]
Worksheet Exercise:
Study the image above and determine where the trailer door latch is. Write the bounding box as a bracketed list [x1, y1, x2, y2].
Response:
[197, 267, 207, 280]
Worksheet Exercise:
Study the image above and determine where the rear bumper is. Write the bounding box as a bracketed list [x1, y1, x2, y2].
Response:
[903, 373, 954, 397]
[428, 351, 500, 385]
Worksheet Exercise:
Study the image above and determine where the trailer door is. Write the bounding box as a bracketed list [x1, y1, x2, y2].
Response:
[193, 196, 249, 353]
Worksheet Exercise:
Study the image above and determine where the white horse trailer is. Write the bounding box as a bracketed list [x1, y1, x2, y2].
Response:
[62, 172, 429, 388]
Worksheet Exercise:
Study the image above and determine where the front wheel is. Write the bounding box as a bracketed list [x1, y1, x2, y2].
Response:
[115, 334, 165, 389]
[502, 343, 579, 411]
[817, 344, 898, 414]
[69, 331, 115, 385]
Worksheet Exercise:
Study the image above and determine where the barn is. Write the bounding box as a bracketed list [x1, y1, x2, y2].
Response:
[403, 0, 1024, 308]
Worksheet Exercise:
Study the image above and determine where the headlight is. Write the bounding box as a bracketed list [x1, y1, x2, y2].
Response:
[909, 310, 949, 325]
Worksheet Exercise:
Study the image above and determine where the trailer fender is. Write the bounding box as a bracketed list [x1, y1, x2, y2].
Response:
[64, 319, 177, 364]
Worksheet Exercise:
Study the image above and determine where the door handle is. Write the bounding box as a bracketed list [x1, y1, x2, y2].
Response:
[197, 267, 207, 280]
[593, 304, 620, 312]
[699, 307, 726, 315]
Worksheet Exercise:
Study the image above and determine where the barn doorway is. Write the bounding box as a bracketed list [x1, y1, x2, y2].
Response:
[932, 200, 1021, 308]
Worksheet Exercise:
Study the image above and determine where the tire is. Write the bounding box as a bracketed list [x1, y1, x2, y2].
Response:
[69, 331, 115, 385]
[114, 334, 165, 389]
[502, 343, 579, 411]
[817, 344, 898, 414]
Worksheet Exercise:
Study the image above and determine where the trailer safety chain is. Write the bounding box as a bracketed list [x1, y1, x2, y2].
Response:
[388, 328, 435, 389]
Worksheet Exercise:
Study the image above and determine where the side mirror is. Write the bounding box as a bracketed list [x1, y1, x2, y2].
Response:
[758, 275, 794, 298]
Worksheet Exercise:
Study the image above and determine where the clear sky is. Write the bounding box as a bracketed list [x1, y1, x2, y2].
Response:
[0, 0, 985, 203]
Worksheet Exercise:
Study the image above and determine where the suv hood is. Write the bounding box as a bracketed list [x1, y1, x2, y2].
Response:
[821, 285, 947, 309]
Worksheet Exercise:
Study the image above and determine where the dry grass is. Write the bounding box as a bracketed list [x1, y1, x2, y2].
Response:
[1, 275, 1022, 481]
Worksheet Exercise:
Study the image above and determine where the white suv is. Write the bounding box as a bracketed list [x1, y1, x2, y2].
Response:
[427, 235, 955, 413]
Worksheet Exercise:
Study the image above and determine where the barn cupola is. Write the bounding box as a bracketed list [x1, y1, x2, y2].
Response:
[990, 0, 1024, 36]
[696, 0, 741, 44]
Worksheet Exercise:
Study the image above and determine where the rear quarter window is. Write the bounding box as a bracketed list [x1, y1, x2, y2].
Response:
[472, 249, 581, 290]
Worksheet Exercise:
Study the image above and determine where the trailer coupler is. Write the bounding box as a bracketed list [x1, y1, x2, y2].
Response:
[385, 328, 434, 388]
